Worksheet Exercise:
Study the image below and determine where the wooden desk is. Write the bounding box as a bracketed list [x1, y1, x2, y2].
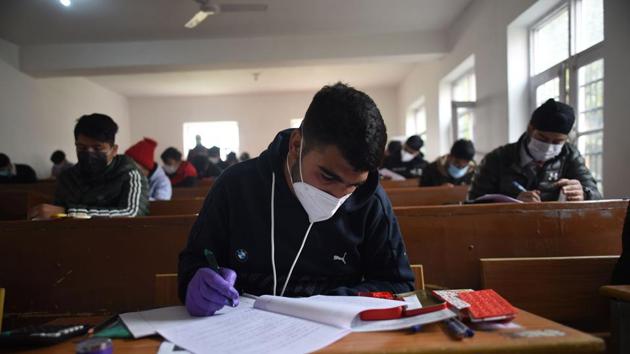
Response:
[600, 285, 630, 354]
[4, 310, 604, 354]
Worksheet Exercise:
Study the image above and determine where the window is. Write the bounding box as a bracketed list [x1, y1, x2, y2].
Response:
[406, 105, 427, 142]
[451, 71, 476, 141]
[182, 121, 239, 160]
[290, 118, 303, 128]
[529, 0, 604, 190]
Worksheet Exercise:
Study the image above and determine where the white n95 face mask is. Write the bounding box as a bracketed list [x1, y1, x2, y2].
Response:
[163, 164, 178, 174]
[401, 150, 416, 162]
[528, 137, 564, 162]
[287, 137, 351, 223]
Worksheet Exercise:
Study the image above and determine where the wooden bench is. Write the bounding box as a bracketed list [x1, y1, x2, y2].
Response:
[481, 256, 619, 331]
[0, 215, 196, 329]
[149, 199, 205, 216]
[395, 200, 628, 290]
[0, 181, 57, 198]
[0, 191, 53, 220]
[386, 185, 468, 206]
[171, 186, 212, 199]
[380, 178, 419, 189]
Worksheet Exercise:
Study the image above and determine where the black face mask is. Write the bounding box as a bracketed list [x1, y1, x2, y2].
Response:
[78, 151, 109, 178]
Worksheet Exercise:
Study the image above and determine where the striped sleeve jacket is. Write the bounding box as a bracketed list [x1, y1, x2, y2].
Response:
[54, 155, 149, 217]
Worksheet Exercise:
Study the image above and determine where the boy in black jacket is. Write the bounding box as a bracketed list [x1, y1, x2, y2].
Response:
[29, 114, 148, 219]
[179, 83, 415, 316]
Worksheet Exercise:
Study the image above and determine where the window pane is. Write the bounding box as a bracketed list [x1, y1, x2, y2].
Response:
[532, 7, 569, 75]
[535, 77, 560, 106]
[406, 106, 427, 137]
[456, 108, 474, 140]
[452, 72, 476, 101]
[578, 59, 604, 132]
[183, 121, 239, 160]
[576, 0, 604, 53]
[405, 115, 416, 137]
[577, 131, 603, 182]
[415, 107, 427, 136]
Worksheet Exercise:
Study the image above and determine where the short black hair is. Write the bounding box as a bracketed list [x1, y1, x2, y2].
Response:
[161, 147, 182, 162]
[74, 113, 118, 144]
[0, 153, 10, 168]
[208, 146, 221, 157]
[387, 140, 402, 155]
[302, 82, 386, 171]
[50, 150, 66, 164]
[450, 139, 475, 161]
[405, 135, 424, 151]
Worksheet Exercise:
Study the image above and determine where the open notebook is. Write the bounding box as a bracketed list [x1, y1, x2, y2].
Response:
[122, 294, 456, 354]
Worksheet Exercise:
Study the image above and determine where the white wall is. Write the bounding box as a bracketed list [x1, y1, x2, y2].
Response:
[602, 0, 630, 199]
[398, 0, 536, 162]
[0, 39, 131, 179]
[128, 87, 399, 160]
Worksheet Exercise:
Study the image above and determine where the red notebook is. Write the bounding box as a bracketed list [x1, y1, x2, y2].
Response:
[458, 289, 517, 322]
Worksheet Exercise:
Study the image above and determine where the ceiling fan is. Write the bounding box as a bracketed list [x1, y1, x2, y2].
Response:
[185, 0, 268, 29]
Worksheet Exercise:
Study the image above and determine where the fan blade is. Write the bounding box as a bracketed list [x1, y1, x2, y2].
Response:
[218, 3, 268, 13]
[185, 10, 212, 28]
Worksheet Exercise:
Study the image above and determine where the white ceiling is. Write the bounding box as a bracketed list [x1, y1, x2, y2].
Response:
[0, 0, 471, 45]
[1, 0, 471, 97]
[87, 60, 435, 97]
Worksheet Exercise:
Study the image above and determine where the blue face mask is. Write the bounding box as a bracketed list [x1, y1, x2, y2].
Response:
[447, 163, 468, 179]
[0, 169, 10, 177]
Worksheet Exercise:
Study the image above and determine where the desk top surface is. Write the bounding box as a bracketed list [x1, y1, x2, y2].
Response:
[2, 309, 604, 354]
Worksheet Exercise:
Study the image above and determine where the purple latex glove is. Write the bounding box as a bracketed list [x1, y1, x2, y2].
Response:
[185, 267, 240, 316]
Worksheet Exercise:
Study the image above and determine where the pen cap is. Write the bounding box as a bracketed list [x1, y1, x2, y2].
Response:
[76, 337, 113, 354]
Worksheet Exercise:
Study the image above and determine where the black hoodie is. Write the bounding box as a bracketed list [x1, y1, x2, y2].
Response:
[178, 129, 414, 301]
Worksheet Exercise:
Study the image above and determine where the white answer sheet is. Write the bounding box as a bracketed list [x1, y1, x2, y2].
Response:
[120, 297, 253, 338]
[123, 294, 457, 354]
[157, 306, 350, 354]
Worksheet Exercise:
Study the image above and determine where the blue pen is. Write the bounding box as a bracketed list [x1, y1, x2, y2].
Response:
[204, 248, 237, 307]
[444, 318, 474, 339]
[512, 181, 527, 192]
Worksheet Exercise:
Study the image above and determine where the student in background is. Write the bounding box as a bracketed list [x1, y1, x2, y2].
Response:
[0, 153, 37, 183]
[29, 113, 149, 219]
[50, 150, 74, 179]
[179, 83, 414, 317]
[239, 152, 251, 162]
[421, 139, 476, 187]
[209, 146, 228, 170]
[161, 147, 198, 187]
[225, 152, 239, 168]
[125, 138, 172, 201]
[469, 99, 601, 202]
[382, 135, 428, 178]
[187, 134, 209, 162]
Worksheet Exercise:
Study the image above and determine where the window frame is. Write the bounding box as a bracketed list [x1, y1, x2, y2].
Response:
[450, 70, 476, 141]
[406, 104, 428, 142]
[528, 0, 604, 188]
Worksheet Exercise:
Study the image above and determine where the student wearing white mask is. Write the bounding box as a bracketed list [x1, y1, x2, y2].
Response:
[382, 135, 428, 178]
[470, 99, 601, 202]
[178, 83, 415, 316]
[421, 139, 476, 187]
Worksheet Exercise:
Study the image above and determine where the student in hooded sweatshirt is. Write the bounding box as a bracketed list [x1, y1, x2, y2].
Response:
[28, 113, 149, 219]
[125, 138, 172, 201]
[179, 83, 415, 316]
